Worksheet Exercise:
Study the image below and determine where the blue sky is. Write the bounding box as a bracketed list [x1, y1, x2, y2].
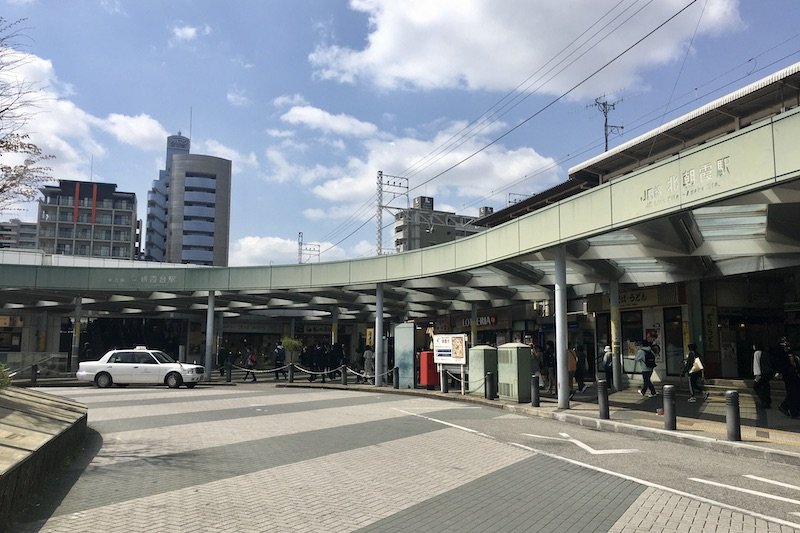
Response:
[3, 0, 800, 266]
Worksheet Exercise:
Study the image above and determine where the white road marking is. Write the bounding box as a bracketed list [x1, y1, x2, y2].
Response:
[690, 478, 800, 506]
[744, 474, 800, 491]
[520, 432, 639, 455]
[507, 442, 800, 530]
[392, 408, 495, 439]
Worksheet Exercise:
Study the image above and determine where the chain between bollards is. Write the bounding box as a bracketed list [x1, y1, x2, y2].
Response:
[531, 374, 540, 407]
[662, 384, 676, 430]
[726, 390, 742, 441]
[597, 379, 609, 419]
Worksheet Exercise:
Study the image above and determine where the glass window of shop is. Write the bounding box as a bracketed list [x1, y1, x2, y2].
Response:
[621, 310, 643, 356]
[663, 307, 684, 375]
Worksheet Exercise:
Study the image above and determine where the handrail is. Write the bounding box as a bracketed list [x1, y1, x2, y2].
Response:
[7, 353, 66, 378]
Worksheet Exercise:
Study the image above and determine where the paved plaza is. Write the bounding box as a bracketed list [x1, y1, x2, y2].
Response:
[9, 384, 800, 532]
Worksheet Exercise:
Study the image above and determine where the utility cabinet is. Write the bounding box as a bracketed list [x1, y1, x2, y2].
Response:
[497, 342, 532, 403]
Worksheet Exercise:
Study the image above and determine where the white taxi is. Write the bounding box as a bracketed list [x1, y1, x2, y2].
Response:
[77, 346, 204, 389]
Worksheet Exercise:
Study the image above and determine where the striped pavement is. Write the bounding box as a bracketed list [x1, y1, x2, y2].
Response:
[10, 385, 797, 532]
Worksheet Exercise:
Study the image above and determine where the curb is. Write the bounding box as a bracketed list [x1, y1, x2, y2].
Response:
[279, 381, 800, 467]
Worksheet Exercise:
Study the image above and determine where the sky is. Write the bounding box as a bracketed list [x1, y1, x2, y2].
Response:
[2, 0, 800, 266]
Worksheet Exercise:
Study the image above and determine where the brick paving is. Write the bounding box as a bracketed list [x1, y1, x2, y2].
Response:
[9, 385, 800, 532]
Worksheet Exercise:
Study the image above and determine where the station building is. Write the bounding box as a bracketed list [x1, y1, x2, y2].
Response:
[2, 62, 800, 391]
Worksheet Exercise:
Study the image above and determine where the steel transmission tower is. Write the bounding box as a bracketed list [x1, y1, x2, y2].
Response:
[297, 231, 320, 263]
[375, 170, 409, 255]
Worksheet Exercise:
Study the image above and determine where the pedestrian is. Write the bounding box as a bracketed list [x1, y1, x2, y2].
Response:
[530, 343, 542, 386]
[680, 343, 708, 402]
[602, 345, 614, 391]
[567, 345, 577, 399]
[543, 341, 556, 394]
[575, 345, 588, 393]
[778, 338, 800, 418]
[635, 340, 657, 398]
[363, 345, 375, 384]
[243, 349, 258, 382]
[274, 341, 288, 380]
[752, 343, 772, 409]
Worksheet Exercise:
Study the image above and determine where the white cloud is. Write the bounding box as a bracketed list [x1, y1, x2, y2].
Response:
[226, 87, 250, 106]
[272, 93, 308, 108]
[171, 23, 212, 43]
[310, 0, 742, 98]
[229, 235, 348, 266]
[266, 129, 294, 138]
[199, 139, 259, 175]
[280, 105, 378, 137]
[264, 148, 330, 185]
[100, 113, 170, 151]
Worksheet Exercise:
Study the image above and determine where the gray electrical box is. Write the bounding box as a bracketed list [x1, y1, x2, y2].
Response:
[497, 342, 532, 403]
[468, 345, 498, 397]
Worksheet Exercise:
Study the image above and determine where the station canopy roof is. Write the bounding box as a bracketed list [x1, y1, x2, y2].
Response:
[2, 63, 800, 323]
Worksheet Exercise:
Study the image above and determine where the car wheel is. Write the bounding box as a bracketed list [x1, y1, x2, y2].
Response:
[185, 383, 197, 389]
[166, 372, 183, 389]
[95, 373, 113, 388]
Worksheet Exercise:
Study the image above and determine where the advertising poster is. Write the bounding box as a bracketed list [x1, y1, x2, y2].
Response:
[433, 333, 468, 364]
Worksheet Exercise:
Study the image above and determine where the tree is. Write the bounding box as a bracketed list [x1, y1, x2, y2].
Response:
[0, 18, 53, 213]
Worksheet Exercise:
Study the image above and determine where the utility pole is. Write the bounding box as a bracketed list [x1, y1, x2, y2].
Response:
[297, 231, 320, 263]
[376, 170, 409, 255]
[591, 96, 623, 151]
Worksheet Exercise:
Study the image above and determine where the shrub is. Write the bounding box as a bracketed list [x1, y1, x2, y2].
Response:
[281, 337, 303, 353]
[0, 363, 10, 389]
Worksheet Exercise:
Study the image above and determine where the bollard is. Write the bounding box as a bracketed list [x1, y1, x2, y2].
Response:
[288, 363, 294, 383]
[531, 374, 540, 407]
[598, 379, 610, 420]
[393, 366, 399, 389]
[341, 365, 347, 386]
[31, 364, 38, 387]
[226, 360, 232, 383]
[441, 367, 449, 393]
[486, 372, 496, 400]
[726, 390, 742, 441]
[662, 385, 676, 430]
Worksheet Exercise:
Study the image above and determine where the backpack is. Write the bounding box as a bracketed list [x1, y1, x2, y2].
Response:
[644, 350, 656, 369]
[275, 346, 286, 363]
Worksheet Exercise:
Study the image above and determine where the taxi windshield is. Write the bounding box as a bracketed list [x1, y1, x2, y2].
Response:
[151, 351, 177, 363]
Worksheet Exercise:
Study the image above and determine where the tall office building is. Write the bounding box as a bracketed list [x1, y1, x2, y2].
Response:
[145, 133, 232, 266]
[36, 180, 139, 259]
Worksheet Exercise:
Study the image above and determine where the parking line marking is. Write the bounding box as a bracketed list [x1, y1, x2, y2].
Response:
[744, 475, 800, 491]
[690, 478, 800, 505]
[392, 408, 495, 439]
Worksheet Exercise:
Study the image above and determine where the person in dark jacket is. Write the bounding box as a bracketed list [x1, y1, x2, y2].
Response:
[778, 338, 800, 418]
[634, 340, 657, 398]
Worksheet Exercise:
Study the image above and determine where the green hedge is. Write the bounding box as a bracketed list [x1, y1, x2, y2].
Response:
[0, 363, 9, 389]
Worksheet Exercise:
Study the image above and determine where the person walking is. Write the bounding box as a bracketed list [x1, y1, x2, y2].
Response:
[530, 343, 542, 387]
[575, 345, 588, 394]
[778, 338, 800, 418]
[602, 345, 614, 391]
[363, 345, 375, 384]
[273, 341, 288, 380]
[567, 345, 577, 399]
[680, 343, 708, 402]
[635, 340, 657, 398]
[242, 348, 258, 382]
[752, 343, 772, 408]
[543, 341, 556, 395]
